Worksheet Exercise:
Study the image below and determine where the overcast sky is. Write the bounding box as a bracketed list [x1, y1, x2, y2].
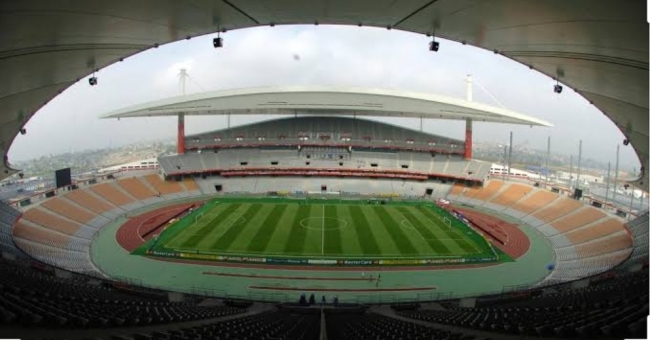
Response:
[8, 25, 640, 171]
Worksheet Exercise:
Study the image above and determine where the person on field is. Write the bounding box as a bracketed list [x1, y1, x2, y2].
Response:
[376, 273, 381, 287]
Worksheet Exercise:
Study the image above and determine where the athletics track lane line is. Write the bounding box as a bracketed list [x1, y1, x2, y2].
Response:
[204, 272, 381, 280]
[248, 286, 436, 292]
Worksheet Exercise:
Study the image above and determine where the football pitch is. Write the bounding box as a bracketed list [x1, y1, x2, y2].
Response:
[140, 197, 501, 262]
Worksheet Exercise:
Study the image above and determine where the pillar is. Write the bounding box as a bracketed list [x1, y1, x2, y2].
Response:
[177, 113, 185, 154]
[464, 118, 472, 159]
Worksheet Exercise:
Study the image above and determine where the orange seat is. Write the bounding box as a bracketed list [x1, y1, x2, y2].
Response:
[90, 183, 135, 206]
[13, 221, 71, 249]
[532, 198, 582, 223]
[22, 208, 82, 235]
[42, 198, 96, 224]
[489, 183, 529, 207]
[66, 189, 114, 213]
[511, 190, 557, 214]
[117, 177, 156, 200]
[474, 180, 504, 201]
[449, 183, 465, 195]
[144, 174, 184, 195]
[183, 178, 199, 191]
[575, 233, 633, 258]
[565, 218, 626, 244]
[550, 208, 607, 233]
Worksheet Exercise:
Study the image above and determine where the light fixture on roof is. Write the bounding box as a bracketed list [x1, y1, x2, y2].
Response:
[88, 71, 98, 86]
[429, 36, 439, 52]
[553, 79, 562, 93]
[213, 32, 223, 48]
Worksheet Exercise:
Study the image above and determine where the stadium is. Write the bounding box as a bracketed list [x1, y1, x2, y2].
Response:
[0, 2, 648, 340]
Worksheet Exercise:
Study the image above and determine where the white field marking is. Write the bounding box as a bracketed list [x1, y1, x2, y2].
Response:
[398, 213, 428, 243]
[419, 208, 482, 253]
[321, 205, 325, 255]
[212, 216, 247, 237]
[136, 209, 183, 242]
[166, 203, 225, 246]
[427, 238, 468, 241]
[300, 217, 349, 231]
[399, 218, 417, 231]
[172, 216, 246, 237]
[407, 209, 484, 254]
[170, 247, 466, 258]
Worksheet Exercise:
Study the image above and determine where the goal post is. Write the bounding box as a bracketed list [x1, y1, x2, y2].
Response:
[195, 212, 205, 224]
[443, 217, 452, 228]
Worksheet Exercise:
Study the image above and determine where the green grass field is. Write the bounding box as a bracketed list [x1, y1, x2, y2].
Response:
[140, 197, 501, 261]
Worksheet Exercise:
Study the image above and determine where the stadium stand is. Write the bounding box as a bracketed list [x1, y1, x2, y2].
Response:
[0, 258, 249, 330]
[326, 310, 481, 340]
[160, 151, 490, 183]
[186, 116, 462, 154]
[621, 211, 650, 268]
[90, 182, 136, 207]
[0, 200, 26, 258]
[394, 268, 648, 339]
[446, 179, 634, 285]
[0, 168, 645, 339]
[41, 197, 97, 225]
[508, 190, 558, 216]
[532, 198, 583, 223]
[65, 189, 114, 214]
[117, 177, 157, 201]
[485, 183, 530, 210]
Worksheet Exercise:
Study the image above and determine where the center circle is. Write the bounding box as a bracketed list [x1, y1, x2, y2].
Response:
[299, 217, 348, 231]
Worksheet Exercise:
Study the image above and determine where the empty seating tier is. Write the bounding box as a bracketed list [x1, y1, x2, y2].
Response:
[65, 189, 115, 213]
[489, 183, 529, 207]
[41, 197, 96, 224]
[473, 180, 504, 201]
[12, 221, 71, 250]
[182, 177, 199, 191]
[461, 184, 483, 198]
[117, 177, 156, 200]
[575, 232, 633, 258]
[90, 182, 135, 206]
[564, 218, 625, 244]
[143, 174, 184, 195]
[510, 190, 557, 214]
[22, 208, 82, 236]
[532, 197, 583, 223]
[550, 207, 607, 234]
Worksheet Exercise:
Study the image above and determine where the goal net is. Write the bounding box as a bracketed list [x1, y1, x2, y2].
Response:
[195, 212, 205, 224]
[443, 217, 452, 228]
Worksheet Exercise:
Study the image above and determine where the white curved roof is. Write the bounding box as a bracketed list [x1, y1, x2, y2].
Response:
[101, 86, 552, 126]
[0, 0, 647, 189]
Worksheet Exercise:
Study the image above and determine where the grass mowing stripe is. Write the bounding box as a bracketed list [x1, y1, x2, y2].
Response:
[283, 204, 312, 253]
[179, 203, 241, 248]
[324, 205, 342, 255]
[348, 206, 381, 255]
[211, 204, 263, 250]
[417, 206, 481, 253]
[247, 204, 288, 252]
[454, 239, 479, 253]
[372, 206, 418, 255]
[397, 206, 451, 254]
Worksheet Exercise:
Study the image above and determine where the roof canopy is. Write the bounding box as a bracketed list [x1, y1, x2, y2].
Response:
[102, 86, 552, 126]
[0, 0, 647, 189]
